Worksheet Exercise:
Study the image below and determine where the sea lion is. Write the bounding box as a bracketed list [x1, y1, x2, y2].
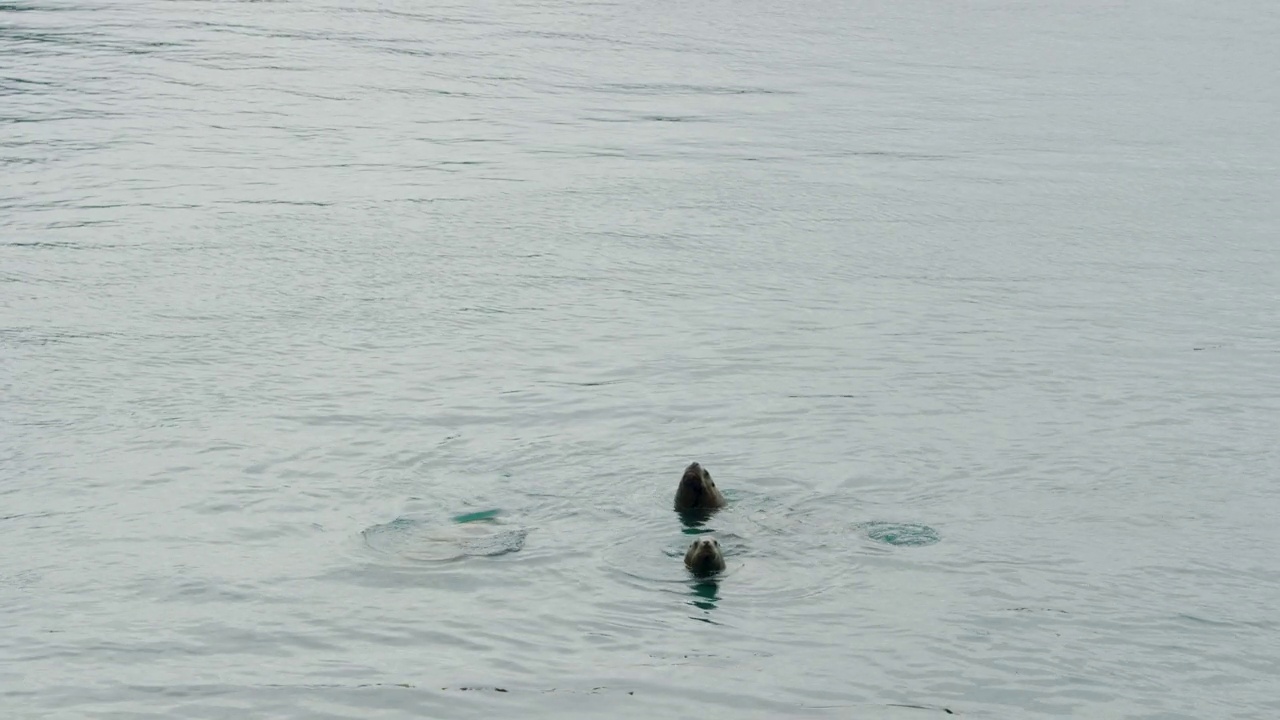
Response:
[673, 462, 726, 512]
[684, 536, 726, 575]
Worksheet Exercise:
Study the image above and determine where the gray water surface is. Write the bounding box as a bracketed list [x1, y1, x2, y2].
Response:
[3, 0, 1279, 717]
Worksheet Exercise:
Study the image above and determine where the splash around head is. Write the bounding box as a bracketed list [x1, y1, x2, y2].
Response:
[673, 461, 726, 512]
[684, 536, 726, 575]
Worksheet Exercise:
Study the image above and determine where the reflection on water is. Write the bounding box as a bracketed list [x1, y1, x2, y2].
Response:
[689, 579, 721, 614]
[677, 509, 718, 531]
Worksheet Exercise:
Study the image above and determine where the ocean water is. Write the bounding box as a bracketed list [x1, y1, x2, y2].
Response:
[2, 0, 1278, 717]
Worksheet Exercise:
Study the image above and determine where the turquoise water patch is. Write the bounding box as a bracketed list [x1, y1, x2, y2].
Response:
[858, 522, 940, 547]
[452, 509, 502, 523]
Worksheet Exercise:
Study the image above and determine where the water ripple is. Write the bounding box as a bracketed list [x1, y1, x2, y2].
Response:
[2, 0, 1279, 717]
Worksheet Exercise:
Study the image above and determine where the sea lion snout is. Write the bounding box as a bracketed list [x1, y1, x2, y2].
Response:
[679, 467, 704, 494]
[684, 536, 726, 574]
[680, 462, 703, 487]
[674, 461, 726, 512]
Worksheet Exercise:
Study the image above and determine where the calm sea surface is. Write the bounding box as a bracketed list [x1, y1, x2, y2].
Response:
[3, 0, 1278, 717]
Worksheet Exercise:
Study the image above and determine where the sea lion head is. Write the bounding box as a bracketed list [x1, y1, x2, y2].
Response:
[674, 462, 725, 512]
[684, 536, 726, 575]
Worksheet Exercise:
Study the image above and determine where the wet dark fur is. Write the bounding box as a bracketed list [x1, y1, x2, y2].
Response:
[684, 536, 726, 575]
[673, 462, 726, 512]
